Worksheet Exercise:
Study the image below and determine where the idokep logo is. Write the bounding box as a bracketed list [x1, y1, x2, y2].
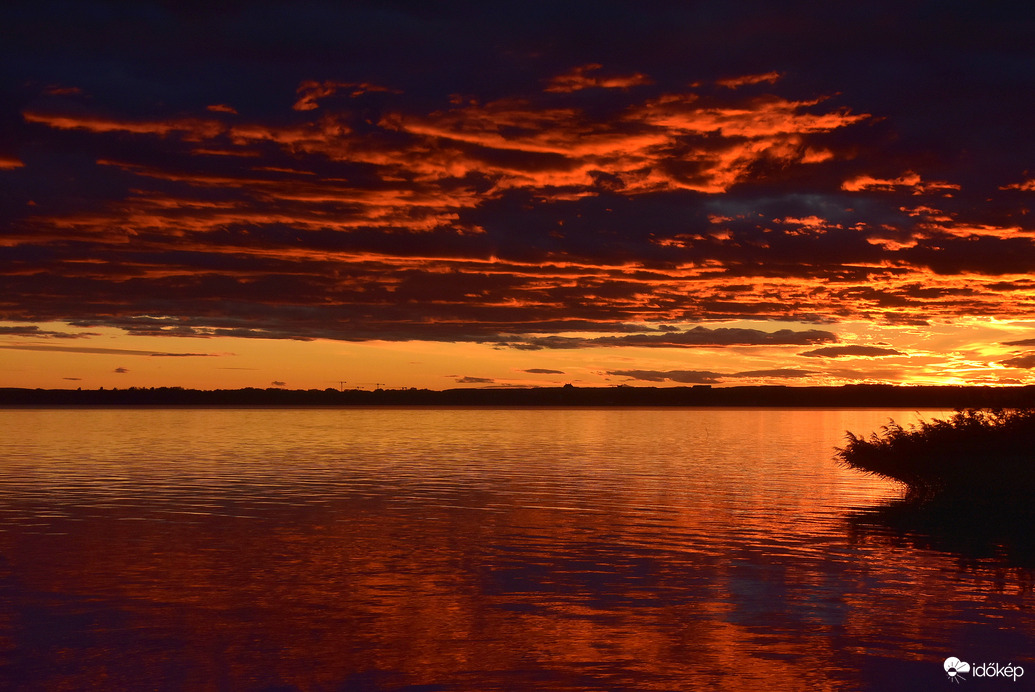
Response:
[944, 656, 1025, 683]
[945, 657, 970, 683]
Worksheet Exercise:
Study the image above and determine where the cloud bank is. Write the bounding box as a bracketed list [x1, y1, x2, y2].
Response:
[1, 2, 1034, 351]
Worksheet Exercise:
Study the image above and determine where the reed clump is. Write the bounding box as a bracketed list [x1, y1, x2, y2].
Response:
[837, 408, 1035, 501]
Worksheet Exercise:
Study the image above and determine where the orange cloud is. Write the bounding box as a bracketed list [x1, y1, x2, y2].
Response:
[632, 94, 866, 137]
[716, 71, 782, 88]
[292, 80, 400, 111]
[842, 172, 960, 195]
[19, 74, 1033, 349]
[544, 64, 652, 93]
[388, 90, 867, 194]
[42, 84, 85, 96]
[23, 111, 227, 140]
[23, 75, 870, 211]
[923, 223, 1027, 239]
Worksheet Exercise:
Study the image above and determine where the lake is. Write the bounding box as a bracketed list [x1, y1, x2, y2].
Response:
[1, 407, 1032, 690]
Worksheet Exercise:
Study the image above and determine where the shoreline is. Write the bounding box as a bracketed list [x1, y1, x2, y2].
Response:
[4, 384, 1035, 408]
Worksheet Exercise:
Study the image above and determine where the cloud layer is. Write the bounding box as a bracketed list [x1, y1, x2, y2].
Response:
[2, 1, 1034, 358]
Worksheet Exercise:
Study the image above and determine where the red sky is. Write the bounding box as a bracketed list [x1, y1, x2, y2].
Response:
[3, 2, 1035, 390]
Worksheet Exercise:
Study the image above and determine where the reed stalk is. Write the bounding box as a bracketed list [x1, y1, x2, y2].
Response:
[836, 408, 1035, 501]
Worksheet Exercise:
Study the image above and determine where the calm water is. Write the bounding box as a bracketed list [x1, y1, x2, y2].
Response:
[0, 407, 1032, 691]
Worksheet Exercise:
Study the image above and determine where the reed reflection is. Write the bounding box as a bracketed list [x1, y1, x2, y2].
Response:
[848, 496, 1035, 575]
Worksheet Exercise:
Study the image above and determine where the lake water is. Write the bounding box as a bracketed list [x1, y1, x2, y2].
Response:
[0, 407, 1032, 690]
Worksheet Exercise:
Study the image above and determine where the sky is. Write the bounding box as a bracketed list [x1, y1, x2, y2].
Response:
[3, 1, 1035, 390]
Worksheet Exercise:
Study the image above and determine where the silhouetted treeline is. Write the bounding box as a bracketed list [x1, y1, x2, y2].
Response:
[5, 384, 1035, 408]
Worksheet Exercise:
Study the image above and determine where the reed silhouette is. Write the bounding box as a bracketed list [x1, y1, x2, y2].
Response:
[840, 409, 1035, 568]
[837, 408, 1035, 502]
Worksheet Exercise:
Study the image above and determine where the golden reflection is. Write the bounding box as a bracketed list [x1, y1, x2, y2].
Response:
[0, 408, 1031, 690]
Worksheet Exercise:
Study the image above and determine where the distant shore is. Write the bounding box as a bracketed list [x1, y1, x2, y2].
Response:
[4, 384, 1035, 408]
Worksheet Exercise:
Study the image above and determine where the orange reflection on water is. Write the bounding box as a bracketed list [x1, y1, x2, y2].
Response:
[0, 408, 1031, 690]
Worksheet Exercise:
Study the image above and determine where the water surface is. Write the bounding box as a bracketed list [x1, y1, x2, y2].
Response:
[1, 407, 1031, 690]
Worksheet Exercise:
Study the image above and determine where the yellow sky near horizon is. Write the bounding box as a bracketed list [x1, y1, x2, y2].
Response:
[3, 317, 1034, 390]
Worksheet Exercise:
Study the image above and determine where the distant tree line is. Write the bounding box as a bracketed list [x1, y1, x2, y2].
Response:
[4, 384, 1035, 408]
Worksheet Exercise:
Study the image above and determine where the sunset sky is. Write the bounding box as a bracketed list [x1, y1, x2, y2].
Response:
[3, 1, 1035, 390]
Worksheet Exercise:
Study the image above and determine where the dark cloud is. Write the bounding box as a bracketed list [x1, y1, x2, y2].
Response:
[454, 376, 495, 384]
[731, 369, 816, 378]
[798, 346, 905, 358]
[0, 344, 221, 356]
[0, 325, 92, 338]
[1002, 338, 1035, 347]
[607, 367, 817, 384]
[270, 380, 287, 387]
[0, 325, 51, 336]
[901, 236, 1035, 276]
[503, 326, 838, 350]
[114, 366, 128, 373]
[1001, 353, 1035, 369]
[1, 2, 1033, 343]
[608, 369, 724, 384]
[522, 368, 565, 374]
